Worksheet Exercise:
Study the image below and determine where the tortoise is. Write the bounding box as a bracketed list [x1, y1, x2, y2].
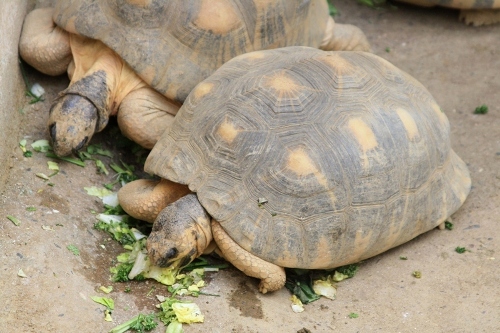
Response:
[397, 0, 500, 25]
[118, 46, 471, 293]
[18, 0, 370, 157]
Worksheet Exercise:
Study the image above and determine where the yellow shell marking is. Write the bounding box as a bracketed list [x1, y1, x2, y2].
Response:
[194, 0, 240, 34]
[125, 0, 150, 6]
[286, 148, 336, 205]
[432, 103, 449, 126]
[351, 228, 373, 261]
[318, 54, 354, 74]
[348, 118, 378, 169]
[309, 236, 332, 268]
[193, 82, 214, 99]
[266, 73, 300, 93]
[286, 148, 319, 176]
[348, 118, 378, 152]
[396, 108, 419, 140]
[239, 51, 266, 60]
[216, 118, 239, 144]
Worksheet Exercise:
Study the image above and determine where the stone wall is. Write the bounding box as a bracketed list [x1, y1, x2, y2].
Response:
[0, 0, 31, 192]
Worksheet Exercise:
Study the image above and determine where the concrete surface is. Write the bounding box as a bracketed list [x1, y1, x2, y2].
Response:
[0, 0, 30, 186]
[0, 1, 499, 332]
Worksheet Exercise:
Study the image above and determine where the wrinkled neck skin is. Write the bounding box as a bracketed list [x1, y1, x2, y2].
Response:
[69, 34, 147, 116]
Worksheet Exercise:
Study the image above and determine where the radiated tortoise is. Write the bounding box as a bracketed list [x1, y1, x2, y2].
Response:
[118, 46, 471, 293]
[19, 0, 370, 156]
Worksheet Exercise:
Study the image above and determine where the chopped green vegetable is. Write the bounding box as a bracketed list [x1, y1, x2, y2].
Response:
[172, 302, 204, 323]
[104, 309, 113, 322]
[47, 161, 59, 177]
[17, 269, 28, 278]
[7, 215, 21, 226]
[331, 270, 350, 282]
[106, 161, 138, 188]
[165, 321, 183, 333]
[399, 256, 408, 260]
[335, 264, 359, 278]
[285, 269, 320, 304]
[473, 104, 488, 114]
[109, 313, 158, 333]
[128, 248, 182, 285]
[84, 186, 113, 198]
[45, 152, 86, 167]
[110, 263, 134, 282]
[385, 47, 391, 53]
[91, 296, 114, 310]
[26, 207, 36, 212]
[412, 271, 422, 278]
[257, 197, 268, 208]
[99, 286, 113, 295]
[455, 247, 467, 254]
[31, 139, 51, 153]
[36, 173, 50, 181]
[47, 161, 59, 171]
[86, 144, 113, 158]
[445, 221, 453, 230]
[19, 60, 45, 104]
[312, 279, 337, 300]
[290, 294, 305, 313]
[67, 244, 80, 256]
[94, 214, 138, 245]
[95, 159, 109, 175]
[348, 312, 359, 319]
[24, 151, 33, 157]
[19, 139, 27, 152]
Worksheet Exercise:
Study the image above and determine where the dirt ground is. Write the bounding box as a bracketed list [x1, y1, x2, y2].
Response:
[1, 1, 499, 332]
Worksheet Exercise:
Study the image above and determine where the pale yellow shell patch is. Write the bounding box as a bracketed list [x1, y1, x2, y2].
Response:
[432, 103, 449, 126]
[216, 118, 239, 144]
[286, 148, 336, 205]
[194, 0, 240, 34]
[239, 51, 266, 60]
[348, 118, 378, 152]
[265, 73, 301, 94]
[125, 0, 151, 6]
[286, 148, 319, 176]
[318, 53, 354, 74]
[193, 82, 214, 100]
[396, 108, 419, 140]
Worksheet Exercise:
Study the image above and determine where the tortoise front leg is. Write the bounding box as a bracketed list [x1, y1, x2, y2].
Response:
[211, 220, 286, 294]
[117, 87, 180, 149]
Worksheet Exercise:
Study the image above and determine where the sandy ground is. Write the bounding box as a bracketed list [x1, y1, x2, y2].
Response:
[1, 1, 499, 332]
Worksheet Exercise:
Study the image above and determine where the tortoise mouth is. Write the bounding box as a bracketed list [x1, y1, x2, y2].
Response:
[147, 241, 197, 268]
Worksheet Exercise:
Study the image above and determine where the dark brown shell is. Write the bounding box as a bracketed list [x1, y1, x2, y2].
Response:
[52, 0, 329, 103]
[145, 47, 471, 269]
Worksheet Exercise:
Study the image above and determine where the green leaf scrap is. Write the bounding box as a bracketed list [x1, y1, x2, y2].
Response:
[67, 244, 80, 256]
[7, 215, 21, 226]
[91, 296, 115, 310]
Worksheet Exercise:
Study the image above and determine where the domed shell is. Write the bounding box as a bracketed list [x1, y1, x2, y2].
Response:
[146, 46, 471, 269]
[52, 0, 329, 103]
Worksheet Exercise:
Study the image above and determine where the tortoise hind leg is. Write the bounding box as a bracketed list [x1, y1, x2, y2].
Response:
[459, 9, 500, 26]
[319, 17, 371, 52]
[211, 220, 286, 294]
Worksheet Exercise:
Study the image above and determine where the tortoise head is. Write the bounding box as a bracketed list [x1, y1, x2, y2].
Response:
[147, 194, 213, 268]
[48, 94, 98, 156]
